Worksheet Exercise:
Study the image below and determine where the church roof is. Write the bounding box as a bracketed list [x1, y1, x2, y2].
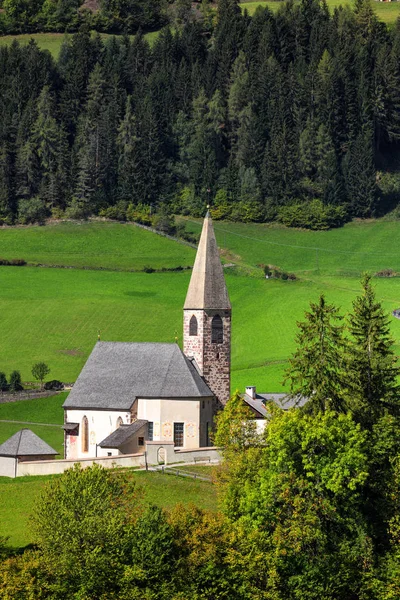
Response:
[63, 342, 214, 411]
[184, 212, 231, 310]
[0, 429, 58, 457]
[98, 420, 148, 448]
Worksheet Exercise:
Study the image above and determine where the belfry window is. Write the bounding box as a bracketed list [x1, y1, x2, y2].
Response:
[116, 417, 123, 428]
[189, 315, 198, 336]
[211, 315, 223, 344]
[82, 416, 89, 453]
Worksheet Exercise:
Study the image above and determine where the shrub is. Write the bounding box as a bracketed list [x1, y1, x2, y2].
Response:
[64, 198, 89, 220]
[277, 199, 347, 230]
[18, 197, 48, 225]
[99, 201, 128, 221]
[375, 269, 398, 278]
[0, 258, 26, 266]
[9, 370, 23, 392]
[143, 265, 155, 273]
[44, 380, 64, 391]
[0, 372, 7, 392]
[126, 203, 152, 226]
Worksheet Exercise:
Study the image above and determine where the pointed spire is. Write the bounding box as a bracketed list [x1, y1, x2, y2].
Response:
[184, 212, 231, 310]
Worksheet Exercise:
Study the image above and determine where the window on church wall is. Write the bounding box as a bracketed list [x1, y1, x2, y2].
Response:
[82, 416, 89, 453]
[116, 417, 123, 428]
[211, 315, 223, 344]
[189, 315, 198, 336]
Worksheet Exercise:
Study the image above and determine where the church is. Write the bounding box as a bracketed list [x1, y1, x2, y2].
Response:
[62, 211, 232, 459]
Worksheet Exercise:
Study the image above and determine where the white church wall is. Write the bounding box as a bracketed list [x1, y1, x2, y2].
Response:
[65, 409, 132, 459]
[137, 397, 202, 449]
[17, 453, 146, 477]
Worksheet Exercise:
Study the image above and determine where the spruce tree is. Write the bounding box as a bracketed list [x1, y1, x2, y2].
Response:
[285, 294, 346, 413]
[346, 274, 400, 427]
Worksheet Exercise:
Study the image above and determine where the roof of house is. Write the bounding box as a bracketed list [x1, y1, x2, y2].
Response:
[0, 429, 58, 457]
[184, 211, 231, 310]
[99, 420, 148, 448]
[243, 393, 308, 417]
[63, 342, 214, 411]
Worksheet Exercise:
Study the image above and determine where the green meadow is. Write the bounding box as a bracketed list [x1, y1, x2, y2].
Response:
[0, 221, 195, 270]
[1, 220, 400, 395]
[240, 0, 400, 23]
[0, 470, 217, 548]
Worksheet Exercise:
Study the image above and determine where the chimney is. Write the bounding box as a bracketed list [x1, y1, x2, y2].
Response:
[246, 386, 256, 399]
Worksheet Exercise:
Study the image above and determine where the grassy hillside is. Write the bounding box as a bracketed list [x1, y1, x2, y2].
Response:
[0, 221, 195, 270]
[0, 470, 217, 548]
[240, 0, 400, 23]
[1, 220, 400, 394]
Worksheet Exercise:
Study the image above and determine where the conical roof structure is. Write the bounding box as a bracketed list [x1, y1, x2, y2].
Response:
[0, 429, 58, 457]
[184, 211, 231, 310]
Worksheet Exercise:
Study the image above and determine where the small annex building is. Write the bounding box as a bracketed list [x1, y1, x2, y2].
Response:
[63, 211, 232, 459]
[0, 429, 58, 478]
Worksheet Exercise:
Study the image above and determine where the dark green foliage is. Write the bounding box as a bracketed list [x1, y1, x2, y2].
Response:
[277, 199, 347, 230]
[0, 372, 7, 391]
[1, 1, 400, 225]
[31, 362, 50, 389]
[346, 274, 400, 427]
[8, 370, 22, 392]
[285, 294, 346, 413]
[0, 0, 166, 34]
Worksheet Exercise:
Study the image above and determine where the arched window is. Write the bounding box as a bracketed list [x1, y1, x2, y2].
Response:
[189, 315, 198, 336]
[82, 416, 89, 453]
[116, 417, 123, 428]
[211, 315, 223, 344]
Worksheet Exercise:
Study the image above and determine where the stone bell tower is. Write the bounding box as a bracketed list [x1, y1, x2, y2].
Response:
[183, 211, 231, 407]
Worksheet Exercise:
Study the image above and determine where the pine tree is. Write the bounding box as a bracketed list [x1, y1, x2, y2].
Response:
[346, 274, 400, 427]
[343, 129, 376, 217]
[285, 295, 346, 413]
[116, 96, 143, 204]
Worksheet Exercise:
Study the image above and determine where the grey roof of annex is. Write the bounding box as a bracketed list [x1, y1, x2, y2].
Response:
[0, 429, 58, 457]
[99, 420, 148, 448]
[63, 342, 214, 411]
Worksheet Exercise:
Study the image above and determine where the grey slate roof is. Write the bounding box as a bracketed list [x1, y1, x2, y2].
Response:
[243, 393, 308, 417]
[99, 420, 148, 448]
[0, 429, 58, 457]
[63, 342, 214, 411]
[184, 213, 231, 310]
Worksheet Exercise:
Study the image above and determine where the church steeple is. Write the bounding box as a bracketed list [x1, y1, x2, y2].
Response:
[184, 211, 231, 311]
[183, 212, 231, 407]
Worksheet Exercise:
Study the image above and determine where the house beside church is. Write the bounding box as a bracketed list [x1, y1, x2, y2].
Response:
[63, 211, 232, 459]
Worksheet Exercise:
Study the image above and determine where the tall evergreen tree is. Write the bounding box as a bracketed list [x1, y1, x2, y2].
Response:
[346, 274, 400, 427]
[285, 294, 346, 413]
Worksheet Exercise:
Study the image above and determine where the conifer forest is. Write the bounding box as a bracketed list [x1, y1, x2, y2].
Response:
[0, 0, 400, 228]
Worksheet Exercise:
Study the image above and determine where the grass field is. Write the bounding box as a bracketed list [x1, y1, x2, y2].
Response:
[0, 470, 217, 548]
[0, 30, 160, 59]
[2, 220, 400, 393]
[0, 221, 195, 270]
[240, 0, 400, 23]
[0, 393, 66, 456]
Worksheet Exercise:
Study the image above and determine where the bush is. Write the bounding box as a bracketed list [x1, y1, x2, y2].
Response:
[375, 269, 398, 278]
[143, 265, 155, 273]
[18, 197, 48, 225]
[126, 203, 152, 226]
[9, 370, 23, 392]
[99, 201, 128, 221]
[0, 258, 26, 266]
[0, 372, 7, 392]
[64, 198, 90, 220]
[277, 199, 347, 230]
[44, 380, 64, 391]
